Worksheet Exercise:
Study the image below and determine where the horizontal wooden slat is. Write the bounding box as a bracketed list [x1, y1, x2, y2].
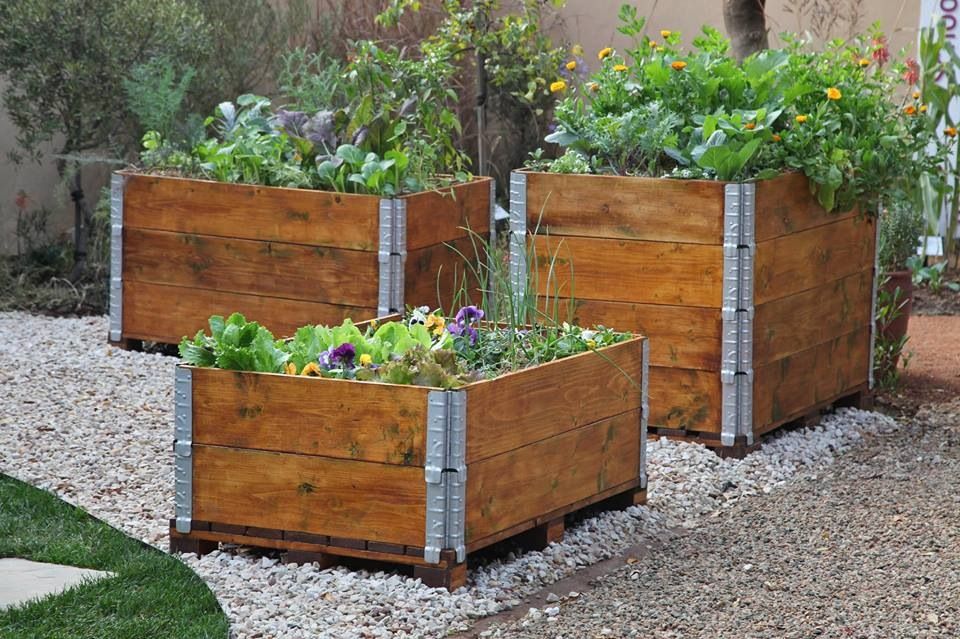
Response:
[120, 172, 381, 249]
[753, 327, 871, 434]
[754, 172, 860, 242]
[524, 172, 725, 244]
[191, 368, 430, 465]
[529, 236, 723, 308]
[553, 298, 722, 371]
[753, 269, 873, 366]
[403, 178, 492, 251]
[648, 366, 721, 434]
[464, 337, 645, 463]
[122, 280, 374, 345]
[403, 236, 483, 313]
[123, 228, 379, 306]
[753, 214, 876, 305]
[192, 445, 425, 546]
[465, 409, 641, 543]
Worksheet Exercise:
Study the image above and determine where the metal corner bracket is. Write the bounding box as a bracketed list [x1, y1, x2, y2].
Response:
[109, 173, 126, 342]
[720, 183, 756, 447]
[639, 339, 650, 490]
[378, 199, 408, 316]
[424, 389, 467, 564]
[508, 172, 528, 300]
[174, 366, 193, 534]
[867, 215, 881, 390]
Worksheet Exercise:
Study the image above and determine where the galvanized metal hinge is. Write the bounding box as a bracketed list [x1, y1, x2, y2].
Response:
[508, 172, 528, 300]
[868, 215, 881, 390]
[378, 199, 408, 316]
[424, 390, 467, 564]
[109, 173, 125, 342]
[721, 183, 756, 446]
[173, 367, 193, 534]
[639, 339, 650, 490]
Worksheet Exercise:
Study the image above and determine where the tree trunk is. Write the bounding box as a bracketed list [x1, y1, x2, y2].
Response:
[723, 0, 769, 61]
[69, 162, 90, 280]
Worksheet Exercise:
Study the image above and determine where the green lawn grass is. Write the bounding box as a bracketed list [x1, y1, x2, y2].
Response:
[0, 474, 228, 639]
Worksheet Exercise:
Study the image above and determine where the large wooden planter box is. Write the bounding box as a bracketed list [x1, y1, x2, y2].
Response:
[168, 336, 648, 589]
[509, 171, 876, 453]
[108, 172, 492, 346]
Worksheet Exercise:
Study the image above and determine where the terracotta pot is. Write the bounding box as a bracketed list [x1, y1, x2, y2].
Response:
[876, 270, 914, 377]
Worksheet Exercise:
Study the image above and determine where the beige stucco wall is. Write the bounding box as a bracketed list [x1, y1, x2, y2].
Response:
[0, 1, 925, 255]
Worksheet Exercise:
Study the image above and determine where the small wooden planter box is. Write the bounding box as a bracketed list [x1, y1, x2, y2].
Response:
[509, 171, 876, 454]
[169, 336, 648, 590]
[108, 172, 492, 346]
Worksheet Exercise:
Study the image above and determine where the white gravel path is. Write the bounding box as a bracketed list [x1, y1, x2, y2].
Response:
[0, 313, 901, 638]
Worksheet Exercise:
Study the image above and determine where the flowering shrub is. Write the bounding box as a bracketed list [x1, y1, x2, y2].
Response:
[531, 5, 936, 214]
[179, 308, 629, 388]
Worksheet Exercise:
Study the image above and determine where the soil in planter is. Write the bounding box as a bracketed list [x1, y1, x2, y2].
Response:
[912, 284, 960, 315]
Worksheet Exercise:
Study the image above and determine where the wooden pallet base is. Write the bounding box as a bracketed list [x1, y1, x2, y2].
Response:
[109, 338, 143, 352]
[168, 484, 646, 590]
[648, 384, 873, 459]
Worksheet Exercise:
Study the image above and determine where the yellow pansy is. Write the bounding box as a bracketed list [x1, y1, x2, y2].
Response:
[359, 353, 373, 367]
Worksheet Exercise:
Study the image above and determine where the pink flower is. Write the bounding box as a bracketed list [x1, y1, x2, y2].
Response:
[872, 36, 890, 66]
[904, 58, 920, 86]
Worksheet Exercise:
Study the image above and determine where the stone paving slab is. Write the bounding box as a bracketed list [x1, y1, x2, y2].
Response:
[0, 558, 114, 609]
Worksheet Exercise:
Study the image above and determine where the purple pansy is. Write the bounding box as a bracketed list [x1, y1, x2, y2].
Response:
[450, 306, 484, 345]
[319, 342, 356, 369]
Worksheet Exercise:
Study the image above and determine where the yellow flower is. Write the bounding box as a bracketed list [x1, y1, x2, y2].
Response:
[656, 46, 665, 53]
[424, 314, 446, 336]
[598, 47, 613, 60]
[946, 126, 958, 137]
[671, 60, 687, 71]
[744, 122, 756, 130]
[588, 82, 600, 92]
[369, 319, 378, 330]
[300, 362, 322, 377]
[359, 353, 373, 367]
[826, 87, 842, 100]
[660, 29, 672, 38]
[565, 60, 577, 71]
[648, 40, 657, 48]
[572, 44, 584, 57]
[772, 133, 782, 142]
[904, 104, 917, 115]
[795, 114, 808, 123]
[613, 64, 628, 72]
[858, 58, 870, 68]
[913, 90, 921, 99]
[284, 362, 298, 375]
[550, 79, 567, 93]
[586, 339, 597, 350]
[920, 104, 928, 113]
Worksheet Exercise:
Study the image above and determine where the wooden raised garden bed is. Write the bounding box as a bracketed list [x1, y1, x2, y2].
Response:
[509, 171, 876, 455]
[168, 335, 649, 590]
[108, 172, 492, 347]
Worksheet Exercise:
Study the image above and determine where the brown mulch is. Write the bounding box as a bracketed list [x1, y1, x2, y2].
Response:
[877, 314, 960, 416]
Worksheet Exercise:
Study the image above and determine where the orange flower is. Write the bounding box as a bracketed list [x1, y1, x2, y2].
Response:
[671, 60, 687, 71]
[613, 64, 628, 72]
[565, 60, 577, 71]
[744, 122, 756, 130]
[826, 87, 842, 100]
[588, 82, 600, 92]
[904, 104, 917, 115]
[772, 133, 782, 142]
[946, 126, 958, 137]
[858, 58, 870, 68]
[284, 362, 297, 375]
[300, 362, 322, 376]
[795, 114, 808, 124]
[598, 47, 613, 60]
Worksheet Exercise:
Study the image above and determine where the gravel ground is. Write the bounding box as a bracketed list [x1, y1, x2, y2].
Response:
[0, 313, 909, 638]
[482, 400, 960, 639]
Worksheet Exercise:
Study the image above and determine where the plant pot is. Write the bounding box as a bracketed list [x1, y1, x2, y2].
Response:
[108, 172, 493, 347]
[168, 335, 649, 590]
[509, 170, 876, 453]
